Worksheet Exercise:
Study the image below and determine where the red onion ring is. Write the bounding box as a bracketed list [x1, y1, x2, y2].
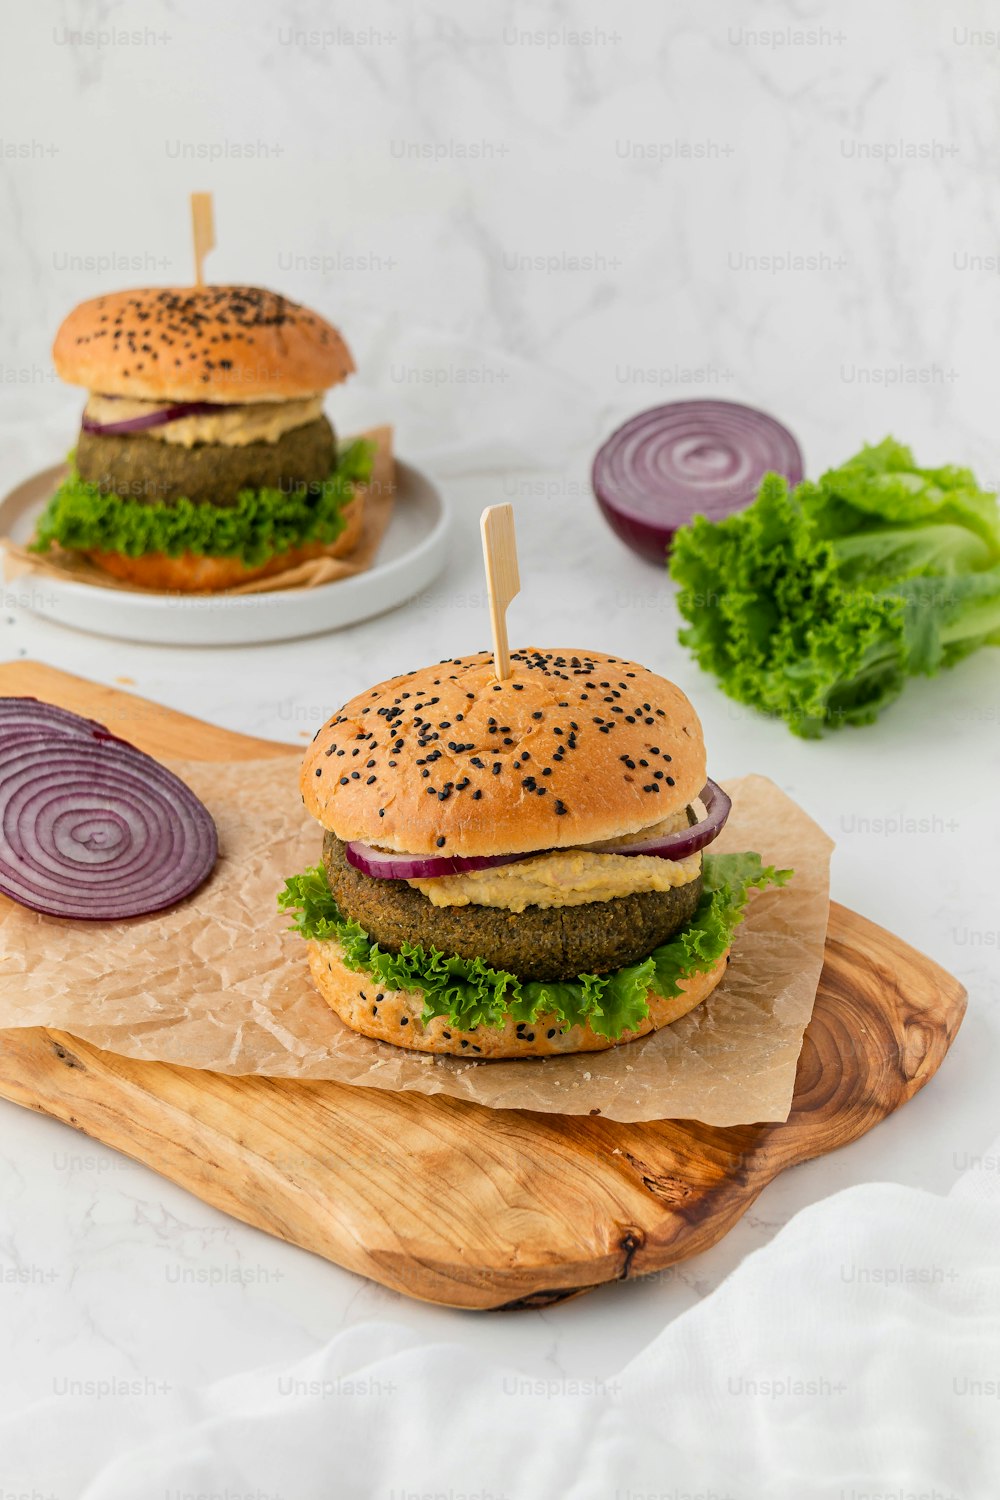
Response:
[600, 779, 731, 860]
[344, 780, 729, 882]
[0, 699, 217, 920]
[344, 843, 526, 881]
[592, 400, 803, 563]
[82, 400, 224, 437]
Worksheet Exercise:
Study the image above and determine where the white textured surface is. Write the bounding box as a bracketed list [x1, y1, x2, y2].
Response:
[1, 0, 998, 1494]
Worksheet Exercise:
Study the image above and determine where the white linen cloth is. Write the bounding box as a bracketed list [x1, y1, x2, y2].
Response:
[3, 1138, 996, 1500]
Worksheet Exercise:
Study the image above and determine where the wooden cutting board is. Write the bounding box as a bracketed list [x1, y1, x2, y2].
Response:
[0, 664, 967, 1310]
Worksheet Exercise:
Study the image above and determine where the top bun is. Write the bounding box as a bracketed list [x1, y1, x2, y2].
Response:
[301, 649, 706, 858]
[53, 285, 355, 404]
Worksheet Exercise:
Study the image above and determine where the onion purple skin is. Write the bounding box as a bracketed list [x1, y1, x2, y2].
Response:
[595, 501, 679, 567]
[592, 399, 804, 565]
[344, 779, 731, 882]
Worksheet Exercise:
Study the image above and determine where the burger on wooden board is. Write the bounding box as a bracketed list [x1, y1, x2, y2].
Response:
[280, 648, 790, 1058]
[33, 285, 373, 591]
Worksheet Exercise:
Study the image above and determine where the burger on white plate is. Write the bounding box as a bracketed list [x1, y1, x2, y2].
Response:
[33, 284, 372, 591]
[280, 647, 790, 1058]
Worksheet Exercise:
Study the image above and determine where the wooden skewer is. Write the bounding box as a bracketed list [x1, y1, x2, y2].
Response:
[190, 192, 216, 287]
[480, 504, 520, 682]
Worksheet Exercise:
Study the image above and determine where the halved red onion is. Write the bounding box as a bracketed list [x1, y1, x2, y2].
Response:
[603, 779, 731, 860]
[345, 841, 526, 881]
[592, 400, 803, 563]
[0, 701, 217, 920]
[344, 779, 730, 881]
[82, 401, 223, 437]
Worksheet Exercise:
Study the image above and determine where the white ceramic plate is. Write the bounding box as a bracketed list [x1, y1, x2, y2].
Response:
[0, 461, 449, 646]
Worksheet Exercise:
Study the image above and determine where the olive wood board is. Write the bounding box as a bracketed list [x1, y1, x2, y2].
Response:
[0, 664, 968, 1310]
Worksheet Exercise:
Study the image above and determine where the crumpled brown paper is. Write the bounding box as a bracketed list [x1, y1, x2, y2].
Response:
[0, 767, 831, 1124]
[0, 427, 395, 595]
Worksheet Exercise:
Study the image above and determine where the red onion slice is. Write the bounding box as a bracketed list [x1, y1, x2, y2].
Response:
[344, 779, 730, 881]
[82, 400, 224, 437]
[602, 779, 731, 860]
[0, 696, 128, 746]
[345, 842, 526, 881]
[592, 400, 803, 563]
[0, 701, 217, 920]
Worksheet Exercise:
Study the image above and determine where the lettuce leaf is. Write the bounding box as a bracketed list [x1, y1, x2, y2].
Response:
[30, 438, 374, 567]
[670, 439, 1000, 737]
[278, 852, 791, 1041]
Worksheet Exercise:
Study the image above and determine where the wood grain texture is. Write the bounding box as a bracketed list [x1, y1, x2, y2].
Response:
[0, 665, 967, 1310]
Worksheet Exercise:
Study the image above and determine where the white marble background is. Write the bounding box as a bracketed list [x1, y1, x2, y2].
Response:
[1, 0, 1000, 1494]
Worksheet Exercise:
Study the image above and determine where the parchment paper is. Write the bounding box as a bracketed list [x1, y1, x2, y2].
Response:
[1, 426, 395, 595]
[0, 768, 832, 1124]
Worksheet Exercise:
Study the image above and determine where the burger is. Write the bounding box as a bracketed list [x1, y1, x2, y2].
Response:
[280, 648, 789, 1057]
[32, 284, 372, 591]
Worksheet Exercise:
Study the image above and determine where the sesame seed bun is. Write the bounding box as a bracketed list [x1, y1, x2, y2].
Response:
[53, 285, 355, 404]
[307, 936, 729, 1057]
[85, 488, 365, 593]
[301, 649, 706, 858]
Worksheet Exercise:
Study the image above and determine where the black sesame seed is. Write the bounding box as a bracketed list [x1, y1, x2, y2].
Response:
[436, 836, 446, 847]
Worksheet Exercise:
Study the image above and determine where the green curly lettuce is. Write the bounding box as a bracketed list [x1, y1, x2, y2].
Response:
[670, 438, 1000, 738]
[30, 438, 375, 568]
[277, 851, 791, 1041]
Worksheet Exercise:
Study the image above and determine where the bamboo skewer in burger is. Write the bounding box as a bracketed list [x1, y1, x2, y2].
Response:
[279, 508, 790, 1058]
[32, 194, 373, 592]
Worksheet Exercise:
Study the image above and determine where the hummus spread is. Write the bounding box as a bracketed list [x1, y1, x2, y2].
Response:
[84, 394, 323, 448]
[408, 808, 703, 913]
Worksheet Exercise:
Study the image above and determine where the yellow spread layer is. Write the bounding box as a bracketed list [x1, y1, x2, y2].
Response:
[408, 809, 702, 913]
[85, 394, 323, 448]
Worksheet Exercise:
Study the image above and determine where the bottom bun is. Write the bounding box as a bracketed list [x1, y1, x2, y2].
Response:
[307, 937, 730, 1058]
[86, 491, 365, 594]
